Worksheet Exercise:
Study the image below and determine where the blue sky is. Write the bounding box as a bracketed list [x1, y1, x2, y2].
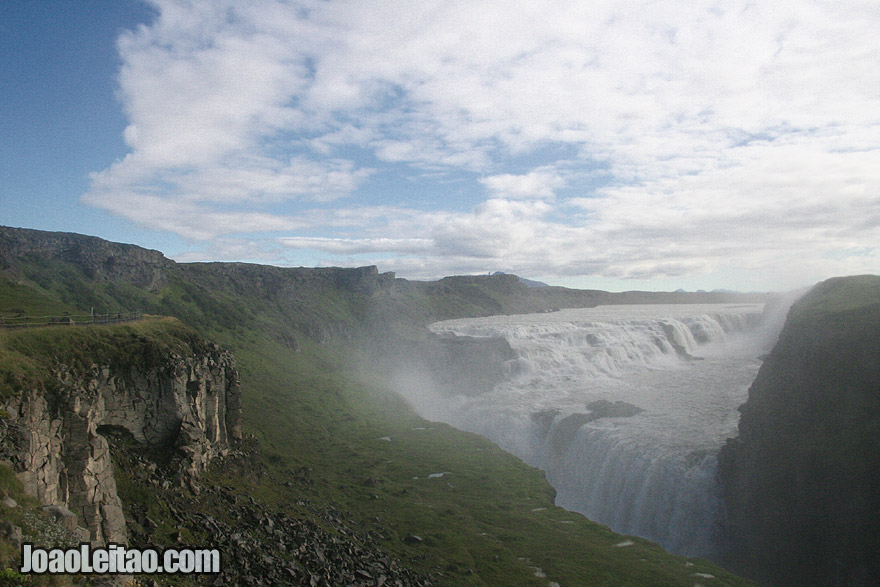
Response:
[2, 1, 879, 292]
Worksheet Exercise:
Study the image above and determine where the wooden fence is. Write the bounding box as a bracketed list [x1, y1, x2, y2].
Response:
[0, 310, 143, 329]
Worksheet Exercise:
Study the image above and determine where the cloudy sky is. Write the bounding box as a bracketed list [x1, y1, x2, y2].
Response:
[2, 0, 879, 291]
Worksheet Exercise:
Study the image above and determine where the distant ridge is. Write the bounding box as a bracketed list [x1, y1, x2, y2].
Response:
[491, 271, 549, 288]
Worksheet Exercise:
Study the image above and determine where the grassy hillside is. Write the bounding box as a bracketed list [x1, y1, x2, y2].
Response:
[0, 316, 212, 399]
[782, 274, 880, 330]
[0, 227, 756, 585]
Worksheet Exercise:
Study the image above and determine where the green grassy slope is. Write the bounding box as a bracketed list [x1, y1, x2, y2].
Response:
[0, 315, 203, 400]
[783, 274, 880, 327]
[226, 337, 750, 586]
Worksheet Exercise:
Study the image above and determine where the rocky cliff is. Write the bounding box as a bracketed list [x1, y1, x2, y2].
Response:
[719, 275, 880, 586]
[0, 225, 175, 292]
[0, 321, 242, 546]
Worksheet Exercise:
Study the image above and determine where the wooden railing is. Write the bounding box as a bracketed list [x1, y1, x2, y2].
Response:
[0, 310, 143, 329]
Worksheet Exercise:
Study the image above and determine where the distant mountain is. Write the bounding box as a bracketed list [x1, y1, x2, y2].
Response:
[491, 271, 549, 288]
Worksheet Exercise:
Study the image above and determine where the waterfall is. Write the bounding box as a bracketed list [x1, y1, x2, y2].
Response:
[419, 304, 774, 559]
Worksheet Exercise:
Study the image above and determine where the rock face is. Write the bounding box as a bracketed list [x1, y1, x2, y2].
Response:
[0, 225, 174, 291]
[1, 343, 242, 545]
[718, 276, 880, 586]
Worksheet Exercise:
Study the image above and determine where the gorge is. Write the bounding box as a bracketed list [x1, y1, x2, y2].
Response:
[1, 226, 878, 586]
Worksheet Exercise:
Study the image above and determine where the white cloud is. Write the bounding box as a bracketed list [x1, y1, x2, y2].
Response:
[83, 0, 880, 289]
[480, 169, 565, 200]
[82, 186, 310, 240]
[177, 156, 374, 203]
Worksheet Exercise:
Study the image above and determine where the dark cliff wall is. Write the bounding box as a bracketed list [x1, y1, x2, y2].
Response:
[718, 275, 880, 587]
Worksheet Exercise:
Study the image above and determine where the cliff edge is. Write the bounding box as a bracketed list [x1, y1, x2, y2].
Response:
[0, 318, 242, 545]
[719, 275, 880, 586]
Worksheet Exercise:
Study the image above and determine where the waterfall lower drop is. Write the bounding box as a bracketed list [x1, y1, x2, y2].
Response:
[422, 304, 777, 560]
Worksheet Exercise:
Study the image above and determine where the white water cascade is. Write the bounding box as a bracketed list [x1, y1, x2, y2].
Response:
[420, 304, 779, 559]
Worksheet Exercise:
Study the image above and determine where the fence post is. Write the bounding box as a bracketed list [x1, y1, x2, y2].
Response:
[0, 310, 143, 328]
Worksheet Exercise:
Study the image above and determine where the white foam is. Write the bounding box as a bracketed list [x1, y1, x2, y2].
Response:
[419, 303, 785, 559]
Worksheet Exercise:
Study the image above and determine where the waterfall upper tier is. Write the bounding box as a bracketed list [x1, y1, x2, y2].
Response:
[407, 303, 781, 559]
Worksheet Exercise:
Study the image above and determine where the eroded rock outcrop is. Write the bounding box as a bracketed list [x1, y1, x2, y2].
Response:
[1, 341, 242, 545]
